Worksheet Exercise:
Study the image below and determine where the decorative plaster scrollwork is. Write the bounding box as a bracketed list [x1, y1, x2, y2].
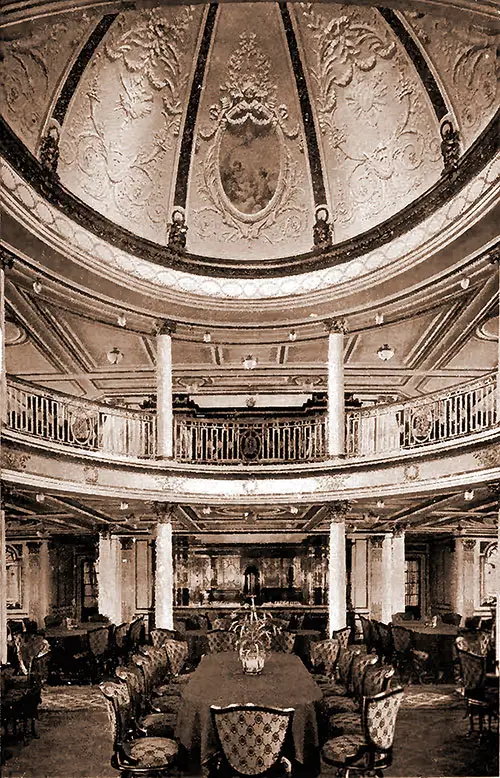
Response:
[402, 463, 419, 481]
[474, 445, 500, 469]
[194, 32, 307, 245]
[58, 7, 195, 241]
[83, 465, 99, 484]
[314, 473, 346, 492]
[1, 451, 30, 471]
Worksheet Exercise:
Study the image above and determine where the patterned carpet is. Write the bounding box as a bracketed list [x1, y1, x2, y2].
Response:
[40, 685, 106, 712]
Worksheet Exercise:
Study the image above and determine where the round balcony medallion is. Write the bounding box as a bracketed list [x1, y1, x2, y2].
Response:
[240, 428, 262, 461]
[67, 406, 97, 446]
[411, 409, 434, 441]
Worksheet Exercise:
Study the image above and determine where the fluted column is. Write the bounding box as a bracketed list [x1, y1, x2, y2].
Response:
[392, 527, 406, 617]
[324, 319, 347, 457]
[327, 501, 350, 636]
[97, 533, 122, 624]
[156, 320, 176, 459]
[154, 503, 175, 630]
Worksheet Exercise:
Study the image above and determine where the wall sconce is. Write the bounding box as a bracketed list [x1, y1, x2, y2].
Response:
[203, 331, 212, 343]
[107, 347, 124, 365]
[242, 354, 257, 370]
[117, 313, 127, 327]
[464, 489, 474, 501]
[377, 344, 394, 361]
[288, 330, 297, 341]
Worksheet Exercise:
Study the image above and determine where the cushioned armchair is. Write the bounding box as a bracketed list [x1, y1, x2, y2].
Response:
[210, 703, 294, 777]
[100, 680, 178, 775]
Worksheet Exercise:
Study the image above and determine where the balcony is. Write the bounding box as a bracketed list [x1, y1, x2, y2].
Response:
[4, 373, 498, 466]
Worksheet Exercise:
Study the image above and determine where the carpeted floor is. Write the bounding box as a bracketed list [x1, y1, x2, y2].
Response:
[2, 684, 498, 777]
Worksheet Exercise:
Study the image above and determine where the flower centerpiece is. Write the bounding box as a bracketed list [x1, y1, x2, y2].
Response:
[230, 596, 279, 675]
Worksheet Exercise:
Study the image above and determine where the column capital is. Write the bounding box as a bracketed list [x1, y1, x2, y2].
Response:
[152, 501, 176, 524]
[393, 523, 407, 537]
[323, 318, 348, 335]
[325, 500, 351, 523]
[154, 319, 177, 337]
[27, 541, 42, 555]
[369, 535, 385, 548]
[461, 537, 476, 552]
[120, 537, 134, 551]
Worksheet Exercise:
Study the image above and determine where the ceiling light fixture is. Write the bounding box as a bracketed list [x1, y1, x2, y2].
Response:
[35, 493, 45, 503]
[202, 506, 212, 515]
[32, 278, 43, 294]
[117, 313, 127, 327]
[120, 501, 129, 510]
[242, 354, 257, 370]
[375, 312, 384, 325]
[376, 499, 385, 508]
[464, 489, 474, 501]
[203, 331, 212, 343]
[377, 344, 395, 361]
[460, 276, 470, 290]
[289, 330, 297, 342]
[290, 506, 299, 514]
[107, 347, 124, 365]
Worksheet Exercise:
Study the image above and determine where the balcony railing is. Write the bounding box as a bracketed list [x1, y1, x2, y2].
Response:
[5, 378, 156, 459]
[346, 373, 498, 457]
[173, 415, 327, 464]
[3, 374, 498, 464]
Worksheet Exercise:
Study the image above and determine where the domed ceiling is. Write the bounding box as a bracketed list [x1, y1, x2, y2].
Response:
[1, 0, 498, 274]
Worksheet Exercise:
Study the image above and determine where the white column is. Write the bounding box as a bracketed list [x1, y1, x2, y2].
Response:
[381, 533, 393, 624]
[97, 533, 122, 624]
[327, 502, 349, 636]
[451, 537, 465, 617]
[325, 319, 347, 457]
[392, 529, 406, 617]
[155, 504, 174, 630]
[156, 320, 176, 459]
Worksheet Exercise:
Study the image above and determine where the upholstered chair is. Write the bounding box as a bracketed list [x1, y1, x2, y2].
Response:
[210, 703, 294, 777]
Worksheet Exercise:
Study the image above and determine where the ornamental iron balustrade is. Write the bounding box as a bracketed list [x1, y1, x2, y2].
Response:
[3, 373, 499, 464]
[5, 377, 156, 459]
[345, 373, 498, 457]
[173, 415, 327, 464]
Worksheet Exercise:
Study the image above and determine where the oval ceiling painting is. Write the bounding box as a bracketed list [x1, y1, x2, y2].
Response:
[219, 122, 280, 216]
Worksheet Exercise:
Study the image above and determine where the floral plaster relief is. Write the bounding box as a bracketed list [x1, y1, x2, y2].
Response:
[295, 3, 441, 242]
[58, 6, 204, 245]
[0, 10, 102, 155]
[187, 3, 314, 260]
[403, 9, 499, 150]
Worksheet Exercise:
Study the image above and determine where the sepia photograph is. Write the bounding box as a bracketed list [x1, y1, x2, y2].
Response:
[0, 0, 498, 775]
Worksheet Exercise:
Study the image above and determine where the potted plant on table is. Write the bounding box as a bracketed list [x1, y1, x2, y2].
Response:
[230, 596, 279, 675]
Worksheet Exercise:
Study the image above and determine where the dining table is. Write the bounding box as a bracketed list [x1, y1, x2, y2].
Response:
[44, 624, 100, 682]
[175, 651, 322, 775]
[406, 621, 459, 682]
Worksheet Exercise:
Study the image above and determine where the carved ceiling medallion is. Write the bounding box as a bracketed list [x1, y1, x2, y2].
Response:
[195, 33, 304, 244]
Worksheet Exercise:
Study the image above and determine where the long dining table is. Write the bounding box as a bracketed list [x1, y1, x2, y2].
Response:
[175, 651, 322, 775]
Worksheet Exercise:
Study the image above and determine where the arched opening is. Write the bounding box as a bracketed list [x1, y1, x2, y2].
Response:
[243, 565, 261, 601]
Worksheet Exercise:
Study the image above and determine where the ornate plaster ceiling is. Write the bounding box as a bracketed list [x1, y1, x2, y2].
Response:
[1, 1, 498, 277]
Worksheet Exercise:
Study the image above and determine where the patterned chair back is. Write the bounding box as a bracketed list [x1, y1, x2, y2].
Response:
[211, 703, 294, 776]
[351, 652, 378, 700]
[363, 687, 404, 752]
[391, 625, 412, 654]
[115, 622, 130, 650]
[163, 638, 189, 675]
[150, 628, 177, 648]
[13, 633, 51, 675]
[207, 630, 236, 654]
[115, 665, 144, 720]
[359, 615, 373, 649]
[331, 627, 351, 650]
[374, 622, 393, 658]
[310, 639, 340, 675]
[128, 617, 145, 649]
[337, 647, 359, 686]
[457, 648, 485, 690]
[89, 626, 110, 657]
[363, 664, 395, 698]
[271, 631, 296, 654]
[99, 680, 133, 748]
[132, 653, 156, 698]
